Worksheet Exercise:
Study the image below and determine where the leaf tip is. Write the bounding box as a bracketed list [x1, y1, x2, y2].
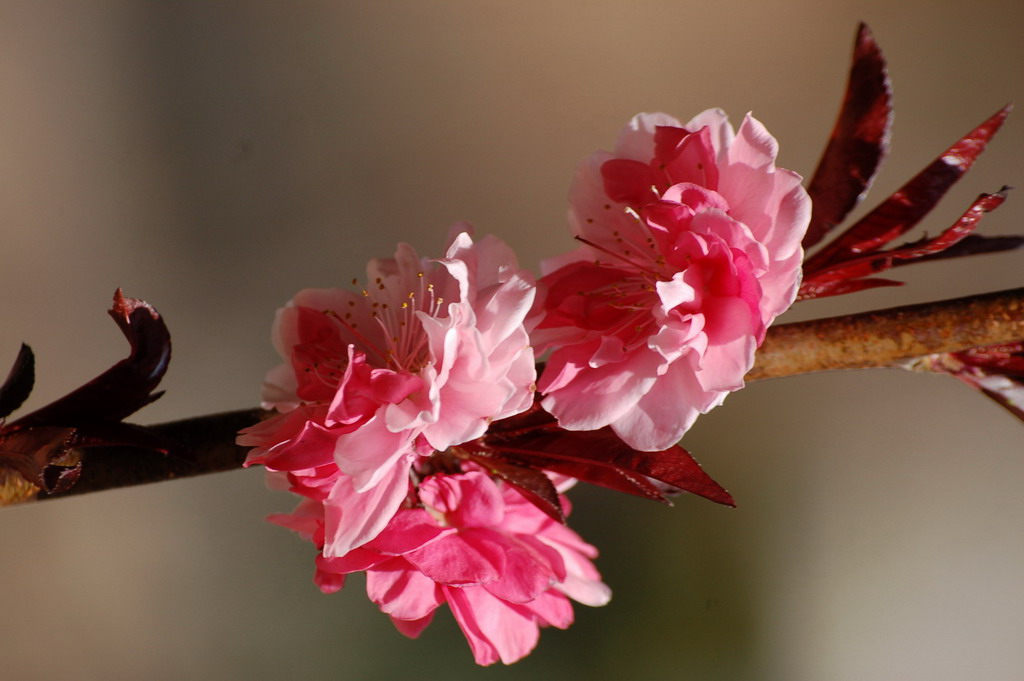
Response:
[854, 22, 876, 50]
[0, 343, 36, 420]
[985, 104, 1013, 138]
[110, 288, 162, 325]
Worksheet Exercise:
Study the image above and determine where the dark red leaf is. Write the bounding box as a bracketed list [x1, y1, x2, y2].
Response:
[797, 276, 903, 301]
[804, 105, 1012, 274]
[490, 441, 672, 504]
[461, 450, 565, 523]
[801, 257, 897, 288]
[10, 289, 171, 429]
[804, 23, 892, 249]
[41, 459, 83, 494]
[974, 383, 1024, 423]
[0, 292, 172, 503]
[800, 189, 1008, 299]
[599, 444, 736, 506]
[517, 439, 736, 507]
[885, 189, 1009, 262]
[941, 366, 1024, 425]
[469, 400, 736, 512]
[955, 343, 1024, 377]
[916, 342, 1024, 426]
[0, 344, 34, 420]
[910, 233, 1024, 263]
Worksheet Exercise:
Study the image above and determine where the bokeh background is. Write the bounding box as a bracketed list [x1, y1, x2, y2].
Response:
[1, 2, 1022, 679]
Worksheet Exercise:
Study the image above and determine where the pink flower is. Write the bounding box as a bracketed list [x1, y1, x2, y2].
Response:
[283, 470, 610, 666]
[238, 230, 537, 556]
[534, 111, 810, 450]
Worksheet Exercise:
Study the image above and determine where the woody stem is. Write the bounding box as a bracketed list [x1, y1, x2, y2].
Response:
[6, 287, 1024, 506]
[747, 287, 1024, 380]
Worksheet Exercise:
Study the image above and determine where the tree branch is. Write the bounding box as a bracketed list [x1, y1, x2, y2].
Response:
[5, 287, 1023, 506]
[32, 408, 266, 502]
[748, 287, 1024, 380]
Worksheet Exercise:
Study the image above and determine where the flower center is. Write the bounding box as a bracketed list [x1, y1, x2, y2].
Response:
[337, 271, 448, 374]
[573, 219, 670, 349]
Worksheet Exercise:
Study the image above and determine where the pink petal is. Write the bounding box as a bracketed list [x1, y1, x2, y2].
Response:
[445, 586, 541, 666]
[332, 413, 416, 491]
[390, 613, 436, 639]
[418, 471, 505, 528]
[404, 531, 505, 586]
[317, 548, 387, 575]
[481, 535, 562, 604]
[321, 457, 412, 557]
[313, 568, 346, 595]
[697, 297, 758, 391]
[367, 558, 445, 621]
[555, 569, 612, 608]
[615, 112, 682, 161]
[249, 416, 339, 471]
[658, 126, 721, 190]
[601, 158, 659, 206]
[682, 108, 734, 156]
[609, 355, 707, 450]
[523, 590, 575, 629]
[266, 498, 323, 541]
[539, 345, 661, 432]
[727, 113, 779, 169]
[364, 508, 453, 555]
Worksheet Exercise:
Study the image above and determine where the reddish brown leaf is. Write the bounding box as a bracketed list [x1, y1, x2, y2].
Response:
[0, 344, 34, 420]
[797, 277, 903, 301]
[948, 366, 1024, 425]
[976, 385, 1024, 422]
[804, 23, 892, 249]
[916, 342, 1024, 426]
[0, 292, 172, 502]
[799, 189, 1008, 299]
[10, 289, 171, 429]
[597, 444, 736, 506]
[955, 342, 1024, 377]
[886, 189, 1009, 262]
[489, 441, 672, 504]
[804, 105, 1012, 274]
[41, 457, 83, 494]
[461, 450, 565, 523]
[908, 233, 1024, 264]
[468, 400, 736, 512]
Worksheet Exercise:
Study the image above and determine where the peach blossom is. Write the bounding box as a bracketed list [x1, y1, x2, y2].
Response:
[534, 111, 810, 450]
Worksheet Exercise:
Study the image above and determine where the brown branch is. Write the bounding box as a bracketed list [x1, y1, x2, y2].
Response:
[748, 287, 1024, 380]
[26, 408, 267, 504]
[5, 287, 1024, 506]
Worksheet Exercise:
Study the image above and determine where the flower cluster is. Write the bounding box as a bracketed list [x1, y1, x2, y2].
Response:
[275, 469, 609, 665]
[533, 110, 810, 450]
[0, 18, 1017, 674]
[239, 107, 808, 664]
[239, 231, 537, 557]
[237, 23, 1018, 668]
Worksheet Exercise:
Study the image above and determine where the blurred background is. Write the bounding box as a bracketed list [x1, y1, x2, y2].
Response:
[0, 1, 1022, 679]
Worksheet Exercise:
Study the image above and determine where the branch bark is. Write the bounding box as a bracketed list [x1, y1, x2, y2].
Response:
[748, 287, 1024, 380]
[34, 408, 266, 501]
[6, 287, 1024, 506]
